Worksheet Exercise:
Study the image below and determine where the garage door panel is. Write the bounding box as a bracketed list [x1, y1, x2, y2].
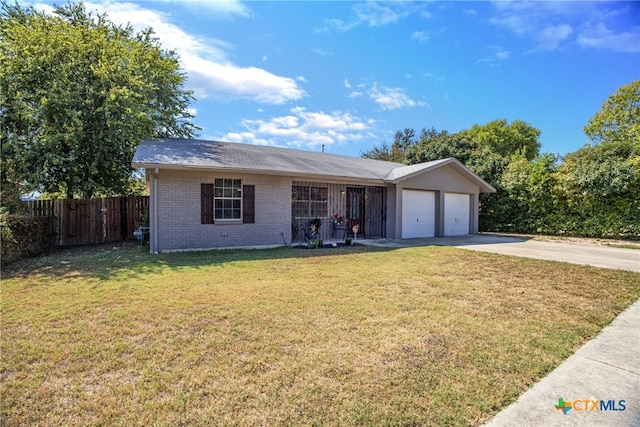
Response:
[402, 190, 435, 238]
[444, 193, 470, 236]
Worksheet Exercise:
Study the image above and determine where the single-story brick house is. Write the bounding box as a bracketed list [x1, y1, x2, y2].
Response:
[132, 138, 495, 253]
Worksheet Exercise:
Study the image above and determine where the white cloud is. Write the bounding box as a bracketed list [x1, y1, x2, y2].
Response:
[495, 50, 510, 60]
[187, 60, 305, 103]
[490, 7, 573, 51]
[321, 2, 424, 32]
[70, 1, 306, 104]
[423, 72, 445, 82]
[344, 79, 352, 89]
[577, 23, 640, 53]
[312, 48, 333, 56]
[411, 30, 430, 43]
[368, 84, 427, 111]
[176, 0, 250, 17]
[115, 0, 249, 17]
[490, 13, 532, 37]
[476, 46, 511, 66]
[489, 1, 637, 53]
[222, 107, 374, 150]
[537, 24, 573, 51]
[352, 2, 412, 27]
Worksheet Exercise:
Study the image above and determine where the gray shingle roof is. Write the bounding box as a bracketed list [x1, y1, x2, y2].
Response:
[132, 138, 495, 191]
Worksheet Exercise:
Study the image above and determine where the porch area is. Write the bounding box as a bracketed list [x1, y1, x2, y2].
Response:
[290, 181, 386, 243]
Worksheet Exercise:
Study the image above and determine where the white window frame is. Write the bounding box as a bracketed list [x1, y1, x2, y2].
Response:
[214, 178, 242, 221]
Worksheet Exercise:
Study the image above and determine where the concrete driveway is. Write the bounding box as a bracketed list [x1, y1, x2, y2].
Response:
[361, 234, 640, 272]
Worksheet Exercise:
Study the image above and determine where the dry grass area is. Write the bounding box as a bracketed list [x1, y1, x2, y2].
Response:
[2, 243, 639, 426]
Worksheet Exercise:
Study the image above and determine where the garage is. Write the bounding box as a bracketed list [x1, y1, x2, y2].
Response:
[444, 193, 470, 236]
[402, 190, 436, 238]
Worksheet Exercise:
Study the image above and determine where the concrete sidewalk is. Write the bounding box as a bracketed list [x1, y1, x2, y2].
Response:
[484, 299, 640, 427]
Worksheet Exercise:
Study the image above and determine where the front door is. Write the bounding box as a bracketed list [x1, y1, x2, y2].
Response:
[347, 187, 365, 237]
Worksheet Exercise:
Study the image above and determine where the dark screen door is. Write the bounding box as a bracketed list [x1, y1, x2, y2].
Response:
[347, 187, 365, 237]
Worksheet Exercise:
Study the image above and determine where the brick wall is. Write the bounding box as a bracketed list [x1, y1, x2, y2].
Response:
[155, 170, 291, 251]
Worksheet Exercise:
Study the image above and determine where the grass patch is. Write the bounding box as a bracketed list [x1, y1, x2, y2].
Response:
[2, 243, 639, 426]
[606, 243, 640, 250]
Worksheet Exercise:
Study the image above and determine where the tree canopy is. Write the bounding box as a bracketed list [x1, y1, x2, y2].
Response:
[361, 128, 415, 163]
[458, 119, 541, 161]
[403, 120, 541, 186]
[0, 1, 198, 200]
[584, 80, 639, 146]
[361, 82, 639, 239]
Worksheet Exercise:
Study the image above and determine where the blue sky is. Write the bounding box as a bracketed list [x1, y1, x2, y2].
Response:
[34, 1, 639, 158]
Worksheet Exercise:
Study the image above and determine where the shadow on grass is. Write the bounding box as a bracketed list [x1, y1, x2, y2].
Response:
[3, 241, 394, 281]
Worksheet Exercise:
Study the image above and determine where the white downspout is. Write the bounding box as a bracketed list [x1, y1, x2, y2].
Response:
[151, 167, 159, 254]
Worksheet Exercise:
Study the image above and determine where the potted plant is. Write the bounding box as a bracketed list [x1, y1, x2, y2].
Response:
[331, 213, 344, 226]
[310, 218, 321, 236]
[306, 218, 322, 248]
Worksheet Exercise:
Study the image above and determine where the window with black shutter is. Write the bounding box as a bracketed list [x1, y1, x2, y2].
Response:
[202, 180, 254, 224]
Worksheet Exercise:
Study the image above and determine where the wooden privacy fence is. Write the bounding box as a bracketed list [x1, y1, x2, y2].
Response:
[23, 196, 149, 247]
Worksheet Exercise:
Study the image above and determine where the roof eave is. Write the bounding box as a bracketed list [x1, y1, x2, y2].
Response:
[385, 158, 496, 193]
[131, 162, 388, 185]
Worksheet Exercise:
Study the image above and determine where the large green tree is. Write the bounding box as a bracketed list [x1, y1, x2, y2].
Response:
[361, 128, 416, 162]
[458, 119, 541, 160]
[584, 80, 639, 146]
[552, 80, 640, 238]
[500, 153, 560, 234]
[499, 82, 640, 238]
[404, 128, 476, 166]
[554, 140, 640, 238]
[0, 1, 198, 200]
[361, 83, 639, 238]
[401, 121, 542, 230]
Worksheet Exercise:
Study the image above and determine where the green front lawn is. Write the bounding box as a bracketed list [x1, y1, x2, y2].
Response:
[2, 243, 639, 426]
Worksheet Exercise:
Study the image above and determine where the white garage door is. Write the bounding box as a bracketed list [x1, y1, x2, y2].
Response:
[402, 190, 436, 238]
[444, 193, 470, 236]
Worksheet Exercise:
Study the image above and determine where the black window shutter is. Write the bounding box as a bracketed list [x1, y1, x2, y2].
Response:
[243, 185, 255, 224]
[201, 183, 214, 224]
